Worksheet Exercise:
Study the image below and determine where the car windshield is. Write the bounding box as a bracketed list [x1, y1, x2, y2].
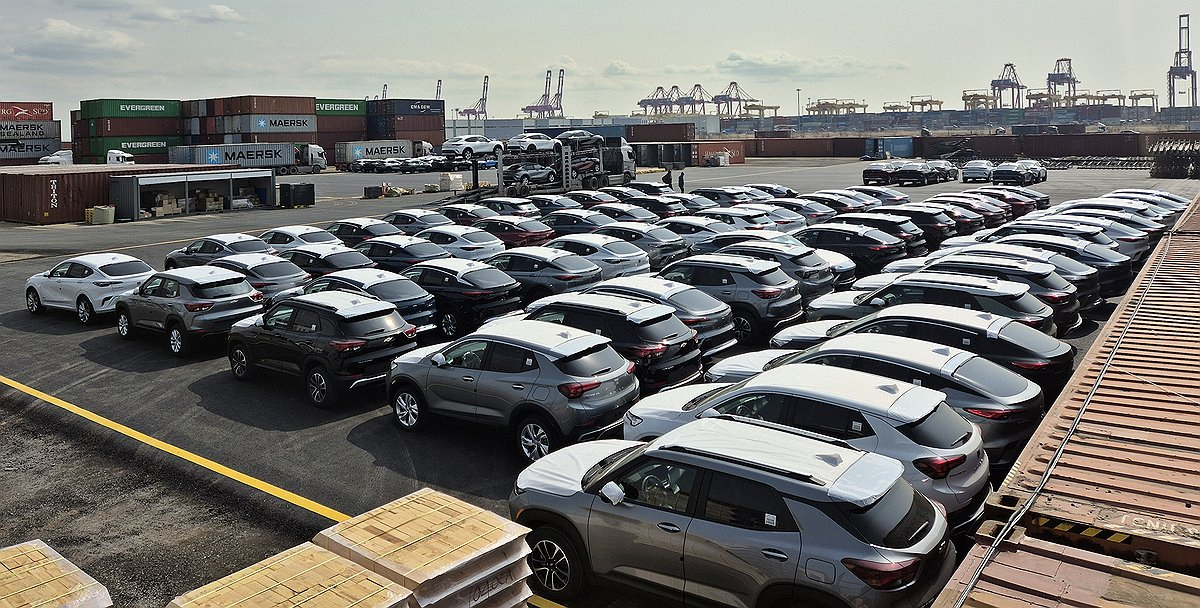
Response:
[953, 357, 1029, 398]
[582, 443, 646, 489]
[300, 231, 339, 243]
[191, 277, 252, 298]
[366, 223, 401, 236]
[998, 320, 1066, 354]
[897, 403, 972, 449]
[464, 268, 514, 288]
[254, 261, 302, 278]
[767, 234, 803, 246]
[517, 220, 551, 232]
[99, 260, 153, 276]
[647, 228, 679, 241]
[228, 239, 269, 253]
[555, 343, 628, 377]
[681, 382, 743, 411]
[840, 482, 934, 549]
[369, 279, 426, 300]
[667, 288, 723, 312]
[341, 308, 406, 336]
[750, 267, 791, 286]
[552, 255, 595, 272]
[401, 242, 447, 258]
[463, 231, 499, 244]
[604, 241, 642, 255]
[327, 251, 373, 268]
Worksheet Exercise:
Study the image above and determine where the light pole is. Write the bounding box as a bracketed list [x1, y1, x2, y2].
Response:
[452, 109, 459, 136]
[796, 89, 801, 117]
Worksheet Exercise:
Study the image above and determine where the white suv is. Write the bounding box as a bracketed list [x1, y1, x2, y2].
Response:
[440, 135, 503, 158]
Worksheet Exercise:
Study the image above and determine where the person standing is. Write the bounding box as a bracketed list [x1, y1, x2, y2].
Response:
[662, 169, 673, 189]
[677, 171, 685, 192]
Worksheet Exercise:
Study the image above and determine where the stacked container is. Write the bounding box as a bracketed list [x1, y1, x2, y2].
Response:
[0, 101, 61, 166]
[73, 99, 182, 163]
[316, 98, 368, 153]
[367, 99, 446, 147]
[182, 95, 319, 146]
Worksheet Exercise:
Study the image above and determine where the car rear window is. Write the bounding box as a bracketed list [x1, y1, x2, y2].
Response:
[750, 267, 791, 286]
[300, 231, 339, 243]
[647, 228, 679, 241]
[554, 343, 628, 377]
[896, 403, 973, 449]
[402, 242, 447, 258]
[792, 251, 826, 267]
[593, 193, 620, 203]
[667, 288, 724, 313]
[463, 231, 499, 244]
[421, 213, 453, 225]
[100, 260, 153, 276]
[228, 239, 269, 253]
[552, 255, 595, 272]
[366, 223, 401, 236]
[953, 357, 1029, 398]
[191, 277, 252, 298]
[998, 321, 1065, 354]
[464, 268, 514, 288]
[605, 241, 642, 255]
[1049, 254, 1093, 275]
[865, 229, 903, 245]
[1082, 244, 1127, 262]
[1031, 271, 1071, 290]
[747, 214, 773, 225]
[804, 202, 835, 214]
[772, 208, 804, 220]
[254, 261, 303, 278]
[340, 308, 406, 336]
[589, 213, 616, 226]
[369, 279, 426, 300]
[897, 221, 921, 234]
[632, 313, 691, 342]
[518, 220, 552, 232]
[930, 212, 954, 224]
[327, 251, 373, 268]
[1000, 292, 1051, 315]
[840, 482, 934, 549]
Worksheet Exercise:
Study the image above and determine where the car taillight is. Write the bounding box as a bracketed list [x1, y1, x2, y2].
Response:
[184, 302, 214, 312]
[92, 280, 121, 287]
[250, 281, 270, 288]
[1011, 359, 1051, 370]
[1015, 317, 1042, 328]
[626, 360, 637, 374]
[249, 291, 265, 303]
[1042, 292, 1071, 304]
[868, 245, 895, 251]
[462, 290, 492, 297]
[630, 344, 668, 359]
[913, 453, 967, 479]
[558, 380, 602, 399]
[841, 557, 922, 591]
[330, 339, 367, 352]
[1117, 236, 1142, 243]
[402, 325, 418, 338]
[752, 287, 782, 299]
[553, 274, 580, 280]
[682, 316, 708, 325]
[965, 407, 1013, 420]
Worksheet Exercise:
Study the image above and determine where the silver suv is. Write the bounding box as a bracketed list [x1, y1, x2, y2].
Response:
[581, 276, 738, 359]
[659, 254, 803, 342]
[509, 416, 956, 607]
[387, 320, 640, 462]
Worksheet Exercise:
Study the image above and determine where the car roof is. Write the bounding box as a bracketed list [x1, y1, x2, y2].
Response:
[995, 234, 1092, 251]
[160, 265, 245, 284]
[628, 181, 669, 187]
[547, 209, 604, 218]
[649, 417, 904, 507]
[744, 364, 943, 423]
[331, 217, 388, 227]
[875, 303, 1013, 333]
[956, 243, 1059, 261]
[362, 234, 435, 248]
[322, 268, 406, 287]
[487, 215, 539, 224]
[290, 290, 394, 317]
[929, 254, 1053, 274]
[837, 213, 909, 223]
[601, 221, 660, 232]
[438, 203, 487, 211]
[528, 293, 676, 323]
[676, 254, 778, 272]
[205, 233, 257, 244]
[891, 271, 1028, 296]
[699, 206, 766, 217]
[416, 258, 496, 276]
[717, 229, 789, 240]
[289, 243, 357, 256]
[592, 202, 640, 211]
[268, 225, 326, 236]
[720, 240, 814, 256]
[70, 252, 142, 267]
[421, 224, 489, 236]
[1010, 219, 1102, 234]
[499, 246, 572, 261]
[661, 215, 724, 226]
[215, 253, 288, 269]
[389, 208, 442, 217]
[480, 197, 533, 204]
[476, 319, 611, 357]
[735, 203, 791, 213]
[802, 222, 874, 235]
[592, 276, 694, 297]
[552, 233, 623, 246]
[814, 334, 974, 376]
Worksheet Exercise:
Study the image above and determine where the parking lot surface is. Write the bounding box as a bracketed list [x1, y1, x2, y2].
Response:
[1, 158, 1195, 608]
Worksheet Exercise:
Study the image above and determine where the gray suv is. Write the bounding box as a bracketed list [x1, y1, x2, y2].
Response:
[387, 320, 640, 462]
[581, 276, 738, 359]
[114, 266, 265, 357]
[509, 416, 955, 607]
[715, 240, 836, 305]
[486, 246, 603, 303]
[659, 254, 804, 342]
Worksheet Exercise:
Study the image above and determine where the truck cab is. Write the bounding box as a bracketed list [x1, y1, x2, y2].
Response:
[107, 150, 135, 164]
[300, 144, 327, 172]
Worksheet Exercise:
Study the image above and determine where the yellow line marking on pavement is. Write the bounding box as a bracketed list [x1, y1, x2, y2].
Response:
[527, 596, 568, 608]
[0, 373, 351, 523]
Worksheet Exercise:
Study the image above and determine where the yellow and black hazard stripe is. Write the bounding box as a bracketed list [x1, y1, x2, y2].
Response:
[1031, 516, 1134, 544]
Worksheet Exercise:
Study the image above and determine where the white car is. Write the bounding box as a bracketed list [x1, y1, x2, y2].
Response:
[694, 207, 779, 231]
[414, 225, 505, 260]
[545, 234, 652, 279]
[440, 135, 503, 159]
[26, 253, 155, 324]
[734, 203, 809, 228]
[258, 225, 343, 252]
[505, 132, 562, 153]
[655, 216, 735, 247]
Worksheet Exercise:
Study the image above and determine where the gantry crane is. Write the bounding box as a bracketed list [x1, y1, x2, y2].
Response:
[638, 87, 674, 115]
[1129, 89, 1159, 111]
[909, 95, 943, 112]
[990, 63, 1026, 108]
[1090, 89, 1126, 106]
[548, 69, 565, 118]
[458, 75, 488, 120]
[882, 101, 909, 112]
[1064, 88, 1092, 107]
[1026, 88, 1060, 109]
[435, 80, 442, 101]
[713, 82, 759, 117]
[1169, 14, 1197, 108]
[962, 89, 999, 110]
[1047, 58, 1079, 105]
[676, 84, 713, 114]
[522, 70, 563, 118]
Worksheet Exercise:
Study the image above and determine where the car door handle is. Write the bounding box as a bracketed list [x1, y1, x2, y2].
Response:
[511, 384, 525, 390]
[761, 548, 789, 562]
[461, 376, 475, 382]
[720, 290, 734, 295]
[657, 522, 681, 534]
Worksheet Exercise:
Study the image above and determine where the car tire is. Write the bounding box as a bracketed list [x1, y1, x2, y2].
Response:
[520, 176, 530, 186]
[493, 145, 502, 156]
[527, 145, 537, 153]
[546, 171, 557, 184]
[228, 342, 256, 380]
[164, 260, 177, 270]
[517, 415, 561, 462]
[439, 310, 461, 338]
[306, 364, 340, 408]
[462, 148, 474, 159]
[166, 323, 193, 358]
[115, 307, 136, 340]
[731, 308, 759, 343]
[391, 384, 428, 431]
[76, 297, 96, 325]
[25, 288, 44, 315]
[526, 526, 586, 601]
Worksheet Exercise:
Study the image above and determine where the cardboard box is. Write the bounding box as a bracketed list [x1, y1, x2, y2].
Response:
[0, 540, 112, 608]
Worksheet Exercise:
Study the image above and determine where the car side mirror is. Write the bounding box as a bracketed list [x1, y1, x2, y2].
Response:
[42, 271, 50, 277]
[869, 297, 885, 308]
[254, 317, 264, 327]
[599, 481, 625, 505]
[431, 353, 447, 367]
[697, 407, 721, 419]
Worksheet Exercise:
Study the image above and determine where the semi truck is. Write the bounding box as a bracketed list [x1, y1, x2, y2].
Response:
[37, 150, 134, 165]
[168, 143, 327, 174]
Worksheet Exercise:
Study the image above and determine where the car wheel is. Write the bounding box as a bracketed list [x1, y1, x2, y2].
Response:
[391, 384, 428, 431]
[731, 309, 759, 343]
[439, 311, 461, 338]
[164, 260, 177, 270]
[526, 526, 586, 601]
[493, 145, 502, 156]
[228, 342, 256, 380]
[25, 288, 43, 314]
[520, 175, 530, 186]
[517, 415, 561, 462]
[115, 307, 136, 340]
[461, 148, 474, 159]
[76, 297, 96, 325]
[306, 365, 340, 408]
[166, 323, 193, 358]
[546, 171, 557, 184]
[527, 145, 537, 153]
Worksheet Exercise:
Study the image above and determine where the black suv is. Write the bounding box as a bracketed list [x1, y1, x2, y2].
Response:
[401, 258, 523, 337]
[790, 223, 908, 274]
[622, 195, 687, 219]
[835, 213, 930, 256]
[227, 290, 418, 407]
[870, 205, 960, 247]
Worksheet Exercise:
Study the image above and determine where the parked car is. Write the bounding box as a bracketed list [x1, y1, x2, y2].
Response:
[1032, 215, 1150, 261]
[600, 185, 650, 200]
[790, 223, 908, 274]
[694, 206, 778, 230]
[622, 364, 989, 534]
[381, 209, 454, 235]
[765, 197, 839, 224]
[1015, 160, 1047, 182]
[539, 209, 616, 235]
[227, 290, 418, 407]
[555, 130, 604, 149]
[1068, 196, 1179, 227]
[207, 254, 309, 298]
[870, 205, 959, 248]
[655, 216, 735, 247]
[990, 235, 1133, 296]
[510, 416, 957, 607]
[862, 161, 900, 185]
[926, 160, 958, 181]
[622, 195, 686, 219]
[734, 186, 775, 201]
[479, 197, 541, 217]
[893, 163, 941, 186]
[924, 195, 1008, 227]
[592, 222, 690, 270]
[659, 254, 804, 342]
[394, 158, 434, 173]
[472, 215, 556, 248]
[812, 249, 858, 290]
[1031, 208, 1165, 243]
[440, 134, 503, 158]
[815, 189, 883, 210]
[389, 319, 640, 461]
[324, 218, 402, 247]
[976, 185, 1050, 209]
[545, 234, 651, 279]
[25, 253, 155, 324]
[415, 225, 507, 260]
[276, 268, 437, 332]
[352, 234, 451, 272]
[522, 294, 703, 392]
[276, 244, 375, 277]
[590, 202, 660, 223]
[506, 132, 562, 153]
[400, 258, 522, 337]
[689, 186, 755, 206]
[716, 240, 835, 305]
[926, 243, 1103, 310]
[503, 163, 558, 185]
[963, 188, 1037, 217]
[902, 202, 987, 236]
[437, 203, 500, 225]
[770, 303, 1076, 393]
[941, 220, 1118, 251]
[114, 266, 265, 357]
[706, 334, 1043, 468]
[527, 194, 583, 215]
[258, 226, 342, 252]
[348, 158, 385, 173]
[734, 203, 808, 227]
[797, 192, 866, 214]
[693, 229, 801, 255]
[625, 181, 674, 196]
[744, 182, 800, 198]
[660, 192, 720, 212]
[487, 246, 603, 302]
[846, 185, 909, 205]
[834, 213, 929, 256]
[581, 276, 738, 359]
[960, 160, 996, 183]
[165, 233, 273, 269]
[561, 189, 620, 208]
[990, 162, 1035, 186]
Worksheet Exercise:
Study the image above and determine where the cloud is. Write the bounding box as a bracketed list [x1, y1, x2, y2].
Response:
[199, 4, 244, 22]
[119, 1, 246, 23]
[716, 50, 909, 81]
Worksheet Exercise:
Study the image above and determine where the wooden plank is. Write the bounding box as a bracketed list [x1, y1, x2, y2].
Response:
[0, 540, 111, 608]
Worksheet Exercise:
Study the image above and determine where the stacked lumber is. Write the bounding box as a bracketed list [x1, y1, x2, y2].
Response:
[314, 488, 532, 608]
[0, 539, 112, 608]
[166, 543, 411, 608]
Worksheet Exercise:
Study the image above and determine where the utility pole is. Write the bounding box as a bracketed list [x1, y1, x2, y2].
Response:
[796, 88, 802, 117]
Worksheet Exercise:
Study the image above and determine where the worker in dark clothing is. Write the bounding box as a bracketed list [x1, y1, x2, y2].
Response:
[677, 172, 685, 192]
[662, 169, 672, 189]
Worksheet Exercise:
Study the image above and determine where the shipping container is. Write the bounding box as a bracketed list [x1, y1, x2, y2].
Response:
[0, 139, 61, 159]
[316, 115, 367, 133]
[181, 100, 204, 118]
[169, 142, 315, 169]
[333, 140, 416, 165]
[627, 123, 696, 143]
[864, 136, 914, 158]
[86, 117, 182, 137]
[0, 120, 60, 139]
[316, 99, 366, 116]
[831, 137, 868, 157]
[86, 136, 183, 156]
[221, 114, 317, 134]
[223, 132, 319, 145]
[1019, 133, 1140, 157]
[367, 98, 445, 116]
[968, 135, 1021, 158]
[752, 137, 835, 157]
[0, 101, 54, 121]
[80, 99, 181, 119]
[218, 95, 316, 116]
[691, 141, 746, 165]
[391, 129, 444, 146]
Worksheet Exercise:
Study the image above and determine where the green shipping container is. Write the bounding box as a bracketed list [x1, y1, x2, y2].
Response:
[87, 136, 182, 155]
[81, 99, 181, 119]
[315, 99, 366, 116]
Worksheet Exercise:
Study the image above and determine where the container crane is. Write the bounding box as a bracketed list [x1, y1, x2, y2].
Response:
[435, 79, 442, 101]
[1047, 58, 1079, 105]
[638, 87, 671, 115]
[962, 89, 999, 110]
[458, 75, 488, 120]
[909, 95, 943, 112]
[990, 63, 1026, 108]
[1168, 14, 1197, 108]
[521, 70, 555, 118]
[712, 82, 759, 117]
[882, 101, 908, 112]
[676, 84, 713, 114]
[548, 69, 565, 118]
[1129, 89, 1159, 111]
[1090, 90, 1126, 106]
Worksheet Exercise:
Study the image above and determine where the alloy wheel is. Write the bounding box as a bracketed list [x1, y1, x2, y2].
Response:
[169, 328, 184, 353]
[308, 370, 328, 404]
[393, 392, 419, 427]
[520, 422, 551, 461]
[732, 316, 754, 341]
[530, 539, 571, 592]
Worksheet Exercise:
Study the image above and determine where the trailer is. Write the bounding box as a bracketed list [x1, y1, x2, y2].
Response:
[168, 142, 326, 175]
[333, 140, 417, 170]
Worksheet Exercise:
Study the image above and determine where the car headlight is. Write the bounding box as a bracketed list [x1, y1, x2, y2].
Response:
[624, 411, 643, 427]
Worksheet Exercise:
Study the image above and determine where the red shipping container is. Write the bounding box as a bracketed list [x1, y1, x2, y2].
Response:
[691, 141, 746, 165]
[222, 95, 316, 115]
[91, 117, 183, 137]
[831, 137, 867, 157]
[387, 115, 445, 131]
[759, 138, 834, 157]
[392, 129, 445, 146]
[755, 131, 791, 138]
[0, 102, 53, 121]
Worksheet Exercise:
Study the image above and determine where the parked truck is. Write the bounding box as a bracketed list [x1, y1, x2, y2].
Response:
[332, 140, 416, 170]
[37, 150, 133, 165]
[168, 143, 327, 174]
[499, 136, 635, 194]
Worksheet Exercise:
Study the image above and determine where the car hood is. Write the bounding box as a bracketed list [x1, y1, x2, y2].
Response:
[770, 320, 848, 347]
[939, 236, 979, 248]
[628, 382, 731, 421]
[516, 439, 640, 497]
[391, 343, 445, 366]
[707, 349, 795, 381]
[232, 313, 263, 330]
[812, 248, 854, 272]
[808, 290, 864, 311]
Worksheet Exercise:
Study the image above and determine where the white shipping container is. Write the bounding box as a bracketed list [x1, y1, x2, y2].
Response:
[333, 140, 415, 165]
[0, 120, 61, 139]
[0, 138, 60, 159]
[170, 143, 295, 168]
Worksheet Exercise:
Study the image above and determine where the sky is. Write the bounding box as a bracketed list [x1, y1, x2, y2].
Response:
[3, 0, 1195, 123]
